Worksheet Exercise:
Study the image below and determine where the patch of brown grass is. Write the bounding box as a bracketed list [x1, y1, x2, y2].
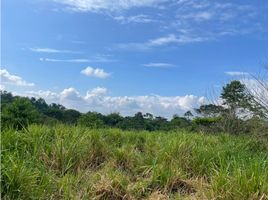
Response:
[91, 175, 131, 200]
[146, 191, 169, 200]
[166, 178, 196, 195]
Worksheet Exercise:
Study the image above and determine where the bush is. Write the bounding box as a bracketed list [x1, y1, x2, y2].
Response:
[193, 117, 220, 126]
[1, 97, 40, 130]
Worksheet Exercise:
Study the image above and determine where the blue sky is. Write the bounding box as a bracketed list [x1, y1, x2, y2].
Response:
[1, 0, 268, 118]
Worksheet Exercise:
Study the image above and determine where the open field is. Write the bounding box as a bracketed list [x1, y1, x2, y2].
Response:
[1, 124, 268, 200]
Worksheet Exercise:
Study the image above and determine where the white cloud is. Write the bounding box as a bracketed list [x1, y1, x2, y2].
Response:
[114, 14, 156, 24]
[144, 63, 175, 68]
[146, 34, 206, 47]
[81, 66, 111, 79]
[60, 87, 81, 100]
[79, 92, 206, 118]
[85, 87, 107, 99]
[148, 34, 179, 46]
[117, 34, 207, 50]
[225, 71, 250, 76]
[57, 87, 87, 111]
[40, 58, 90, 62]
[40, 55, 116, 63]
[24, 87, 206, 119]
[53, 0, 166, 12]
[179, 11, 213, 22]
[152, 34, 205, 46]
[30, 47, 79, 54]
[0, 68, 35, 87]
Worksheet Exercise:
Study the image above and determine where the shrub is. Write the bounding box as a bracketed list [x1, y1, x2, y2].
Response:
[1, 97, 39, 130]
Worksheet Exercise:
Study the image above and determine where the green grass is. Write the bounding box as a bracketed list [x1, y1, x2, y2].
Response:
[1, 124, 268, 199]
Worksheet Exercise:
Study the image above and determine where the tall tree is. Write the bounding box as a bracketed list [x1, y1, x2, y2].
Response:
[221, 80, 255, 118]
[221, 81, 249, 109]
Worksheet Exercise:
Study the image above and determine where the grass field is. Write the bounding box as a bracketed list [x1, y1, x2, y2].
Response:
[1, 124, 268, 199]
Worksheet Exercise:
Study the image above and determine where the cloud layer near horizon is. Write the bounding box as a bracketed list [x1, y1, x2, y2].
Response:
[20, 87, 206, 118]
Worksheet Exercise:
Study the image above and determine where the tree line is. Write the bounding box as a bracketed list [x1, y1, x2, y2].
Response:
[1, 80, 267, 135]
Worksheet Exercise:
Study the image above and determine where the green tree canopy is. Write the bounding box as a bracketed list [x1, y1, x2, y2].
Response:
[195, 104, 225, 117]
[1, 97, 39, 129]
[78, 112, 105, 128]
[221, 80, 252, 110]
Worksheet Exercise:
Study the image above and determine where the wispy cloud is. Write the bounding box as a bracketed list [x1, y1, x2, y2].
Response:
[144, 63, 175, 68]
[52, 0, 267, 42]
[148, 34, 179, 46]
[81, 66, 111, 79]
[71, 40, 86, 44]
[113, 14, 156, 24]
[40, 58, 90, 63]
[117, 34, 207, 50]
[0, 68, 34, 87]
[178, 11, 214, 22]
[30, 47, 80, 54]
[149, 34, 206, 46]
[225, 71, 250, 76]
[169, 0, 263, 40]
[40, 55, 116, 63]
[53, 0, 166, 12]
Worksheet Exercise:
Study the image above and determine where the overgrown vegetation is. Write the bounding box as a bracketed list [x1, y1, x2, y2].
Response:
[1, 125, 268, 199]
[1, 79, 268, 199]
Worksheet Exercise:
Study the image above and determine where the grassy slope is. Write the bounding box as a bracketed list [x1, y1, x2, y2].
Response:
[1, 124, 268, 200]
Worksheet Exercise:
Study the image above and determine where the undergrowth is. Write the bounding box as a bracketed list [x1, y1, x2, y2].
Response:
[1, 124, 268, 199]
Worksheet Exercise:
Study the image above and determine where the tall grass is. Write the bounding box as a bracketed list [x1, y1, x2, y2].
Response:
[1, 124, 268, 199]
